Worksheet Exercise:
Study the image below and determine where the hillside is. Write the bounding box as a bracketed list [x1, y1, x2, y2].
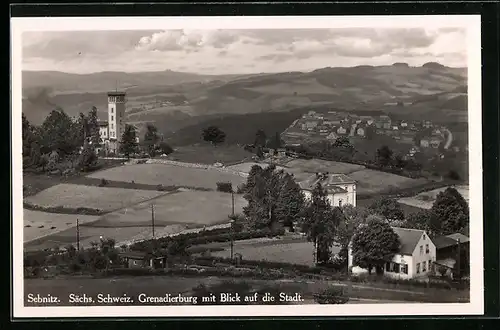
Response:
[22, 63, 468, 128]
[164, 109, 307, 146]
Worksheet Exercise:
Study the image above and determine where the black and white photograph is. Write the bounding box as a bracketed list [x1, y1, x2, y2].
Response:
[11, 15, 483, 317]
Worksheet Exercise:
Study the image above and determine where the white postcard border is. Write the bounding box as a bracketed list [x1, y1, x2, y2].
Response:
[11, 15, 483, 318]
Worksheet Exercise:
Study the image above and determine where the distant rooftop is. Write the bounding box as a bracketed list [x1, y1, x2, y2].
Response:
[98, 120, 108, 127]
[299, 173, 355, 192]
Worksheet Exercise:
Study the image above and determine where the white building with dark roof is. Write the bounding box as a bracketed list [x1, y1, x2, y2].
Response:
[348, 227, 436, 279]
[299, 173, 356, 207]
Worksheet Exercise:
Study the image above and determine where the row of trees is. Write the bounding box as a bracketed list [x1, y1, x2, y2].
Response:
[22, 108, 100, 172]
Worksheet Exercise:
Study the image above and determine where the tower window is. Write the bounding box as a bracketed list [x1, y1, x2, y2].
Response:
[111, 108, 114, 113]
[111, 116, 114, 121]
[111, 123, 114, 129]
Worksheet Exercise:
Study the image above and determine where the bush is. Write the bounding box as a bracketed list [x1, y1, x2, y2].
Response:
[216, 181, 233, 193]
[99, 178, 108, 187]
[314, 286, 349, 304]
[156, 184, 166, 191]
[235, 183, 247, 194]
[159, 142, 174, 155]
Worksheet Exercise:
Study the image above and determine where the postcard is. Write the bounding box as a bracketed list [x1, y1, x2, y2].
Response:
[11, 14, 483, 318]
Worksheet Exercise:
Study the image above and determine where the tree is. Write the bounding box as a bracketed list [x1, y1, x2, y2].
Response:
[39, 109, 82, 156]
[242, 166, 269, 229]
[119, 124, 138, 159]
[274, 173, 305, 231]
[392, 154, 407, 169]
[159, 142, 174, 155]
[78, 143, 98, 172]
[429, 187, 469, 236]
[202, 126, 226, 146]
[143, 123, 160, 157]
[333, 136, 353, 150]
[376, 145, 393, 167]
[300, 183, 342, 264]
[335, 205, 372, 256]
[369, 197, 405, 224]
[351, 215, 401, 275]
[87, 106, 101, 147]
[254, 129, 267, 148]
[402, 209, 432, 231]
[267, 132, 283, 150]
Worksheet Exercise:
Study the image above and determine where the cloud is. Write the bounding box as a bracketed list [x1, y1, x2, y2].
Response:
[136, 29, 239, 52]
[21, 27, 468, 74]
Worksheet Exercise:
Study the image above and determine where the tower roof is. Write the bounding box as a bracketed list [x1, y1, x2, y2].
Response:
[107, 91, 126, 96]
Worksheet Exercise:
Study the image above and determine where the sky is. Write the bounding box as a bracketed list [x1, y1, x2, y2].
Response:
[22, 27, 467, 74]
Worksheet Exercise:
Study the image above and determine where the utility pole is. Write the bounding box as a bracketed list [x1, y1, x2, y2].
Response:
[76, 218, 80, 251]
[456, 238, 461, 280]
[151, 203, 155, 238]
[231, 191, 235, 217]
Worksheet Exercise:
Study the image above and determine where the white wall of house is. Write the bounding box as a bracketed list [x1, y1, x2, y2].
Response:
[411, 232, 436, 278]
[303, 185, 356, 207]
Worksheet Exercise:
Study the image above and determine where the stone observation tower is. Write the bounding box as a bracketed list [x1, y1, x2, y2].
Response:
[107, 91, 126, 153]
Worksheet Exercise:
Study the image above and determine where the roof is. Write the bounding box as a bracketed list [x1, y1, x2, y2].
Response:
[299, 173, 354, 192]
[118, 251, 148, 259]
[391, 227, 425, 256]
[108, 91, 126, 96]
[98, 120, 109, 127]
[433, 233, 470, 249]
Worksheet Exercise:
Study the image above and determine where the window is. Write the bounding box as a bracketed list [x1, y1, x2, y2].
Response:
[401, 264, 408, 274]
[111, 107, 114, 113]
[338, 199, 342, 207]
[423, 234, 426, 240]
[393, 263, 400, 274]
[111, 116, 114, 121]
[347, 196, 349, 203]
[111, 123, 114, 129]
[420, 245, 423, 255]
[422, 261, 427, 272]
[429, 260, 432, 272]
[425, 244, 429, 254]
[416, 263, 420, 274]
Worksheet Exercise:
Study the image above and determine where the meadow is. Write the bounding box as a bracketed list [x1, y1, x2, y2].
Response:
[23, 209, 99, 243]
[24, 189, 246, 251]
[24, 183, 167, 212]
[86, 163, 245, 189]
[398, 185, 469, 210]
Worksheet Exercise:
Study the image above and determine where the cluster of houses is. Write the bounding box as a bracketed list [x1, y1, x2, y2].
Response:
[282, 110, 448, 156]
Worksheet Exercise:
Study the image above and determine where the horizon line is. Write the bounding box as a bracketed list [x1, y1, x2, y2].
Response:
[21, 62, 466, 76]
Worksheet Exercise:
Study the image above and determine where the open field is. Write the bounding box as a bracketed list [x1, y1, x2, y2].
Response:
[88, 190, 246, 228]
[398, 185, 469, 210]
[24, 183, 167, 212]
[348, 169, 429, 195]
[23, 209, 99, 243]
[87, 163, 245, 189]
[168, 144, 253, 165]
[206, 237, 337, 267]
[285, 158, 365, 174]
[24, 190, 245, 251]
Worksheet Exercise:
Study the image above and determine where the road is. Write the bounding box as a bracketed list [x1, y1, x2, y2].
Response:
[443, 128, 453, 149]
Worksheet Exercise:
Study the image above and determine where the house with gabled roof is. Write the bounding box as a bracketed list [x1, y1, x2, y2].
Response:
[348, 227, 436, 279]
[299, 173, 356, 207]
